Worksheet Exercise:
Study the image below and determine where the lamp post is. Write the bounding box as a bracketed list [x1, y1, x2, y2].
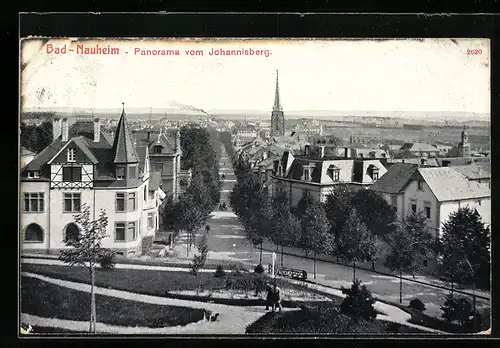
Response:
[272, 252, 277, 287]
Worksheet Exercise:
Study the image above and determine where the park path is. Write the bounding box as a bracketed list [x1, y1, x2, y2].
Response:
[21, 271, 294, 335]
[21, 260, 447, 334]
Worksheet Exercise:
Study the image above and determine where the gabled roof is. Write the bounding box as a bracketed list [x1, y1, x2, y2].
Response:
[22, 138, 65, 172]
[400, 142, 439, 152]
[418, 167, 490, 202]
[112, 106, 139, 164]
[452, 163, 490, 180]
[370, 163, 420, 194]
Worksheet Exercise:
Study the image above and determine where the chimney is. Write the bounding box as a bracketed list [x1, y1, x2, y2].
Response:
[93, 118, 101, 142]
[305, 145, 310, 156]
[52, 118, 62, 140]
[344, 147, 348, 158]
[147, 131, 151, 142]
[320, 146, 325, 158]
[61, 118, 69, 142]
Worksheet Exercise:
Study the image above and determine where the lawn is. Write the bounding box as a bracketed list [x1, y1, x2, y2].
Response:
[21, 263, 319, 299]
[21, 276, 205, 328]
[245, 302, 429, 335]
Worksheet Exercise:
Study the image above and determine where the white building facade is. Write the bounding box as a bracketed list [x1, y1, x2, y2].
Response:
[20, 107, 164, 256]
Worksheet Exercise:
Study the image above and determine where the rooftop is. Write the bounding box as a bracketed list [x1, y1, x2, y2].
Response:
[370, 163, 420, 194]
[418, 167, 490, 202]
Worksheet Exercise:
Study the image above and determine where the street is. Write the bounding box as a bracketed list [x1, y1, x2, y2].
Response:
[202, 144, 490, 319]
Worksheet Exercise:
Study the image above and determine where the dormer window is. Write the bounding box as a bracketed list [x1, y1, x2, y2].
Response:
[116, 166, 125, 180]
[154, 145, 162, 154]
[368, 164, 379, 181]
[327, 165, 340, 181]
[67, 148, 76, 162]
[28, 171, 40, 179]
[303, 166, 311, 181]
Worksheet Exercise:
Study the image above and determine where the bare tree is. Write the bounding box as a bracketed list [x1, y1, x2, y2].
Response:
[59, 204, 109, 333]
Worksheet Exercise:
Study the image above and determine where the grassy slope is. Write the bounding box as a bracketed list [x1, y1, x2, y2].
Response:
[21, 263, 311, 297]
[21, 276, 205, 328]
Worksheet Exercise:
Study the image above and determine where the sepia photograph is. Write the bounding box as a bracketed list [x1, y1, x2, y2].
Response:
[19, 37, 491, 336]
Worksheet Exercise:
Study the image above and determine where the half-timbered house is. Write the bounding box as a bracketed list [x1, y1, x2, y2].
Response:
[20, 104, 165, 256]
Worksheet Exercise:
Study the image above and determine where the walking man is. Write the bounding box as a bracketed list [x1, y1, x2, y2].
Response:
[265, 282, 273, 310]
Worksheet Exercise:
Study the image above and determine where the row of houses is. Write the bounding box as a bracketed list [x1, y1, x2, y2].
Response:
[238, 132, 490, 240]
[20, 105, 187, 256]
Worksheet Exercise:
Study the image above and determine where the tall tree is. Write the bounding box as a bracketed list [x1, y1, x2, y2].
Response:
[349, 189, 398, 242]
[437, 207, 490, 289]
[271, 192, 301, 268]
[59, 204, 109, 333]
[298, 197, 332, 279]
[384, 211, 434, 303]
[337, 208, 378, 282]
[180, 125, 221, 205]
[437, 207, 490, 330]
[323, 185, 355, 261]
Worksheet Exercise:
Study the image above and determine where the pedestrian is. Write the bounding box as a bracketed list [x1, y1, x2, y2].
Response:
[272, 284, 282, 313]
[265, 282, 273, 310]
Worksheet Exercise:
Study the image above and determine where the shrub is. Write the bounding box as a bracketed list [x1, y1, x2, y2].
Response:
[214, 265, 225, 278]
[98, 249, 117, 270]
[340, 279, 377, 321]
[254, 264, 265, 274]
[441, 293, 473, 329]
[409, 298, 426, 312]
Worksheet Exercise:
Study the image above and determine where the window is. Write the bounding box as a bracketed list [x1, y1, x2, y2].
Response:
[23, 193, 44, 212]
[327, 167, 340, 182]
[476, 200, 482, 206]
[154, 145, 162, 154]
[303, 169, 310, 181]
[129, 166, 137, 179]
[411, 200, 417, 213]
[64, 193, 81, 212]
[115, 222, 126, 241]
[372, 170, 379, 181]
[24, 223, 43, 242]
[116, 192, 136, 212]
[424, 202, 431, 219]
[128, 222, 137, 240]
[116, 166, 125, 180]
[417, 180, 424, 191]
[148, 212, 155, 229]
[67, 148, 76, 162]
[116, 193, 125, 211]
[28, 171, 40, 179]
[144, 186, 147, 201]
[128, 192, 136, 211]
[64, 223, 80, 242]
[62, 167, 82, 182]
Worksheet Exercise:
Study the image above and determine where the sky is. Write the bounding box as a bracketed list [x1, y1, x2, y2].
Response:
[21, 38, 490, 116]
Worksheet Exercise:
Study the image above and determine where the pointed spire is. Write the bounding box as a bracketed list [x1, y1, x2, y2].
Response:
[273, 70, 282, 112]
[112, 103, 139, 163]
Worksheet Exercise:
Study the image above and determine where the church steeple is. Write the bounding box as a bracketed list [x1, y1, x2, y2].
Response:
[273, 70, 282, 112]
[271, 70, 285, 137]
[112, 102, 139, 163]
